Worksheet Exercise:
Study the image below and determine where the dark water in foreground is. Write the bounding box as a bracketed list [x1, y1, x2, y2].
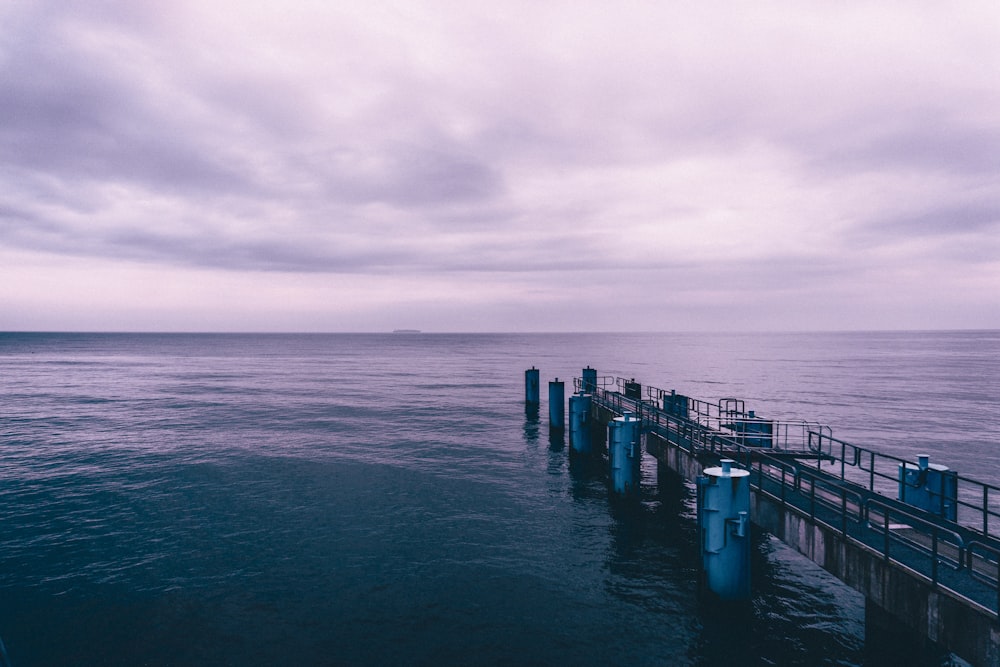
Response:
[1, 331, 998, 665]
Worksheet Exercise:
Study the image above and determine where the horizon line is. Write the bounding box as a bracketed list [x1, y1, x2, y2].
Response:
[2, 328, 998, 336]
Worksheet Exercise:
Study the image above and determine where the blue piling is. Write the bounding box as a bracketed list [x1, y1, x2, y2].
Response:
[898, 454, 958, 521]
[582, 367, 597, 394]
[697, 459, 751, 600]
[608, 412, 641, 495]
[549, 378, 565, 430]
[569, 392, 593, 455]
[525, 367, 540, 404]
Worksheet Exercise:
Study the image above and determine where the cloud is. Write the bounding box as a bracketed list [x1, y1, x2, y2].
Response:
[1, 1, 999, 330]
[803, 111, 1000, 179]
[870, 204, 1000, 238]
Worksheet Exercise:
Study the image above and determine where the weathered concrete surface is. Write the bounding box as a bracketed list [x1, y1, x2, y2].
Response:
[643, 431, 1000, 667]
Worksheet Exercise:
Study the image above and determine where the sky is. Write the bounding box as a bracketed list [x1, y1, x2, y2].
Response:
[1, 1, 999, 332]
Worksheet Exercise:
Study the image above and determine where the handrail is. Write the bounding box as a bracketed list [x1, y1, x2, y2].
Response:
[965, 539, 1000, 613]
[808, 430, 1000, 543]
[597, 378, 832, 452]
[573, 375, 617, 393]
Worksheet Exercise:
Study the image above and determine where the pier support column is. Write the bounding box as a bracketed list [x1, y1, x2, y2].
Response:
[697, 459, 751, 600]
[608, 413, 640, 496]
[569, 392, 593, 455]
[656, 456, 674, 490]
[525, 367, 540, 405]
[582, 367, 597, 394]
[548, 379, 565, 430]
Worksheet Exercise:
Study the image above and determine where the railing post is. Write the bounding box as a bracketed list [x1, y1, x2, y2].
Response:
[985, 486, 990, 535]
[780, 465, 786, 506]
[869, 451, 875, 492]
[939, 475, 946, 517]
[841, 488, 848, 536]
[884, 509, 890, 562]
[810, 475, 816, 520]
[931, 529, 939, 584]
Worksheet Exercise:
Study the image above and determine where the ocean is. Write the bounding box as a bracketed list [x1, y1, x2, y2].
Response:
[1, 331, 998, 665]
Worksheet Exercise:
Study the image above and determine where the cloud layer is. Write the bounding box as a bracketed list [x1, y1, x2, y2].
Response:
[2, 1, 999, 331]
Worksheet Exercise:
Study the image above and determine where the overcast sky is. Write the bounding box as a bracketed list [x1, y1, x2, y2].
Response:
[2, 1, 998, 332]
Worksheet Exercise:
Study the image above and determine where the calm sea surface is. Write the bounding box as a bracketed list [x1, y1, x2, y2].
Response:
[1, 331, 998, 665]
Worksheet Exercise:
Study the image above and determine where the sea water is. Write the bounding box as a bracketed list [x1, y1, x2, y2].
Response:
[1, 331, 998, 665]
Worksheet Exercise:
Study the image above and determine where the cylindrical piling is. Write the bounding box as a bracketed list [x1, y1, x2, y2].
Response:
[525, 367, 540, 404]
[582, 367, 597, 394]
[549, 379, 565, 430]
[608, 412, 641, 495]
[569, 392, 593, 455]
[697, 459, 751, 600]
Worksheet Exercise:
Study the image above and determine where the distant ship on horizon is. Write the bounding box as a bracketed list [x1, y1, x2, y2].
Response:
[392, 329, 421, 334]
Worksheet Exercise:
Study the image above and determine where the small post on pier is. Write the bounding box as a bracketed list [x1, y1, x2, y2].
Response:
[608, 412, 641, 495]
[582, 367, 597, 394]
[549, 378, 565, 430]
[525, 367, 540, 405]
[623, 378, 642, 400]
[662, 390, 689, 419]
[697, 459, 751, 600]
[569, 392, 593, 455]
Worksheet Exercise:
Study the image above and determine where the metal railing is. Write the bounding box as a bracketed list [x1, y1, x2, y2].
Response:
[808, 431, 1000, 541]
[581, 376, 832, 452]
[582, 375, 1000, 616]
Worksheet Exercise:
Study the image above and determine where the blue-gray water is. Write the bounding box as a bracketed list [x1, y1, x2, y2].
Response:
[1, 331, 998, 665]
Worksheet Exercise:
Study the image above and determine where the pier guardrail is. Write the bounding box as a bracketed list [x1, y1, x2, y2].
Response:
[576, 376, 833, 452]
[579, 375, 1000, 617]
[808, 431, 1000, 539]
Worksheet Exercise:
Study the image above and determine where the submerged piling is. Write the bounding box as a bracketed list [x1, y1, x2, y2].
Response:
[697, 459, 751, 600]
[569, 392, 593, 455]
[549, 378, 565, 430]
[525, 367, 540, 405]
[608, 412, 641, 495]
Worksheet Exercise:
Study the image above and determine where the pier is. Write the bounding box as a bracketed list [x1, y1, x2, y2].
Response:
[541, 370, 1000, 666]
